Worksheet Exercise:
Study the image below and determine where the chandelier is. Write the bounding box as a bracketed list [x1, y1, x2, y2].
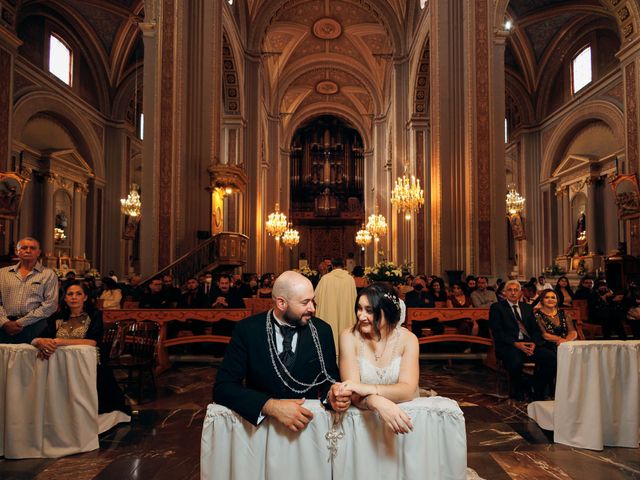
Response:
[120, 184, 141, 217]
[282, 223, 300, 249]
[355, 224, 372, 251]
[54, 227, 66, 242]
[366, 207, 387, 240]
[391, 169, 424, 220]
[506, 184, 525, 216]
[266, 203, 288, 240]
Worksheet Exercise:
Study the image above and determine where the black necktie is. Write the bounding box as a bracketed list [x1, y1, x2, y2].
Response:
[511, 304, 530, 339]
[276, 322, 297, 368]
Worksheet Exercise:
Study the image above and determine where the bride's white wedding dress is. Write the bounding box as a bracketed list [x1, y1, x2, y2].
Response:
[357, 326, 484, 480]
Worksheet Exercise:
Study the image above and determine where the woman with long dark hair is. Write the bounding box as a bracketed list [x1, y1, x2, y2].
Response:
[338, 283, 419, 434]
[32, 281, 130, 415]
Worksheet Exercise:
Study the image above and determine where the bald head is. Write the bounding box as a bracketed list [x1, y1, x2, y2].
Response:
[272, 270, 312, 300]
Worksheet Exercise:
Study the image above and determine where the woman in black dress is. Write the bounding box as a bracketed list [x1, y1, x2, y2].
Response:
[534, 289, 577, 351]
[32, 281, 130, 415]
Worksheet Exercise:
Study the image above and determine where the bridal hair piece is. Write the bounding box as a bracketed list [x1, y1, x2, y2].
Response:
[383, 292, 400, 311]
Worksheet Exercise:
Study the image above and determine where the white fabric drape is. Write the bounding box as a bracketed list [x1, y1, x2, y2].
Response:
[0, 344, 99, 458]
[201, 397, 469, 480]
[554, 340, 640, 450]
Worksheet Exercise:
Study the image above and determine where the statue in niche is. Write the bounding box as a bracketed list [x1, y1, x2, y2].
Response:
[509, 213, 525, 240]
[575, 212, 588, 255]
[315, 187, 338, 216]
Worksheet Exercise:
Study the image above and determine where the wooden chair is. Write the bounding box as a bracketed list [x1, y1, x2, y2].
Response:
[109, 320, 160, 403]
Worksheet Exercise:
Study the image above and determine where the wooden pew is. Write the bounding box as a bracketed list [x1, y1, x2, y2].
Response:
[103, 308, 251, 374]
[406, 306, 582, 368]
[406, 308, 493, 365]
[243, 297, 274, 316]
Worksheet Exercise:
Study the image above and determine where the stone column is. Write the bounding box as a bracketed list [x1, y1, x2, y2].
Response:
[139, 3, 160, 276]
[586, 176, 597, 254]
[561, 186, 571, 251]
[521, 130, 544, 277]
[430, 0, 471, 275]
[0, 2, 20, 171]
[244, 52, 263, 272]
[42, 173, 56, 259]
[555, 185, 564, 256]
[391, 57, 410, 265]
[72, 183, 88, 270]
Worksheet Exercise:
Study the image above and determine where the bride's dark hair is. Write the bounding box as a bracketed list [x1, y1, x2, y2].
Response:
[352, 282, 401, 338]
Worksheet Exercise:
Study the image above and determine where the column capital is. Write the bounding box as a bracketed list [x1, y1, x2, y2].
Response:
[74, 182, 89, 195]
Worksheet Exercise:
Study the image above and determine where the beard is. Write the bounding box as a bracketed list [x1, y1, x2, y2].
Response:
[283, 308, 311, 328]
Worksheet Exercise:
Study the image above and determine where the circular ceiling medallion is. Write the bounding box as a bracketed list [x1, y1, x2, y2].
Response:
[316, 80, 339, 95]
[312, 18, 342, 40]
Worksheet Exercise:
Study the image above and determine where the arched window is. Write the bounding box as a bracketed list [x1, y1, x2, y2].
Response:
[572, 45, 592, 94]
[139, 112, 144, 140]
[48, 33, 72, 86]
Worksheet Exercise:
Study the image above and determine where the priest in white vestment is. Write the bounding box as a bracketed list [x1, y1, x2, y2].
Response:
[314, 258, 357, 353]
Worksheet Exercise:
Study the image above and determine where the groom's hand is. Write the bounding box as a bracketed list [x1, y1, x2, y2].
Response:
[329, 383, 352, 412]
[263, 398, 313, 432]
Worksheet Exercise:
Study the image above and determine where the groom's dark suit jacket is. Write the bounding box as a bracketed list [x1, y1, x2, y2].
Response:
[213, 311, 339, 425]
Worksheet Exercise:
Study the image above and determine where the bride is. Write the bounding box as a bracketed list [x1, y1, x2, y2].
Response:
[338, 282, 419, 434]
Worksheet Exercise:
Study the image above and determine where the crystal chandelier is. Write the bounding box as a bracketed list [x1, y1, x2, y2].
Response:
[391, 169, 424, 220]
[282, 223, 300, 249]
[266, 203, 288, 240]
[355, 224, 372, 251]
[506, 184, 525, 216]
[54, 227, 66, 242]
[120, 184, 141, 217]
[366, 206, 387, 240]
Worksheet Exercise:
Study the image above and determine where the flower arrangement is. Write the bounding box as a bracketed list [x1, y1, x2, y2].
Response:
[364, 260, 404, 284]
[543, 263, 566, 277]
[296, 265, 318, 280]
[84, 269, 101, 280]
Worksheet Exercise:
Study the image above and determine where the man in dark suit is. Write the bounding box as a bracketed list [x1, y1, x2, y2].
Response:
[489, 280, 556, 401]
[213, 270, 351, 430]
[210, 274, 245, 308]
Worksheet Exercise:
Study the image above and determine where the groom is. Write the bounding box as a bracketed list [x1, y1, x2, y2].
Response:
[213, 270, 351, 431]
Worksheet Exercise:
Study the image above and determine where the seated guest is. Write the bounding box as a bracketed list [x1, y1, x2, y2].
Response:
[178, 277, 208, 308]
[535, 275, 553, 292]
[213, 270, 350, 428]
[121, 274, 143, 302]
[624, 283, 640, 339]
[338, 283, 419, 434]
[139, 277, 171, 308]
[98, 277, 122, 310]
[573, 276, 594, 300]
[588, 281, 627, 339]
[32, 282, 130, 415]
[352, 266, 369, 292]
[534, 289, 577, 351]
[470, 276, 497, 308]
[398, 275, 415, 297]
[256, 275, 273, 299]
[554, 276, 574, 308]
[520, 283, 538, 305]
[405, 276, 441, 337]
[162, 274, 181, 306]
[447, 283, 472, 308]
[211, 274, 245, 308]
[428, 277, 447, 303]
[465, 275, 477, 293]
[404, 276, 434, 308]
[233, 274, 254, 298]
[489, 280, 557, 401]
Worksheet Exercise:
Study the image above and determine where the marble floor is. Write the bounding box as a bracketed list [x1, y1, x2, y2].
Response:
[1, 359, 639, 480]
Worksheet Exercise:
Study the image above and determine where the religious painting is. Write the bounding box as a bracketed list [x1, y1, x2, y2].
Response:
[610, 174, 640, 220]
[508, 213, 526, 240]
[211, 187, 224, 235]
[0, 172, 29, 220]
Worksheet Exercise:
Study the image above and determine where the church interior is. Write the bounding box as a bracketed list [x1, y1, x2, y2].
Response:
[1, 0, 640, 478]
